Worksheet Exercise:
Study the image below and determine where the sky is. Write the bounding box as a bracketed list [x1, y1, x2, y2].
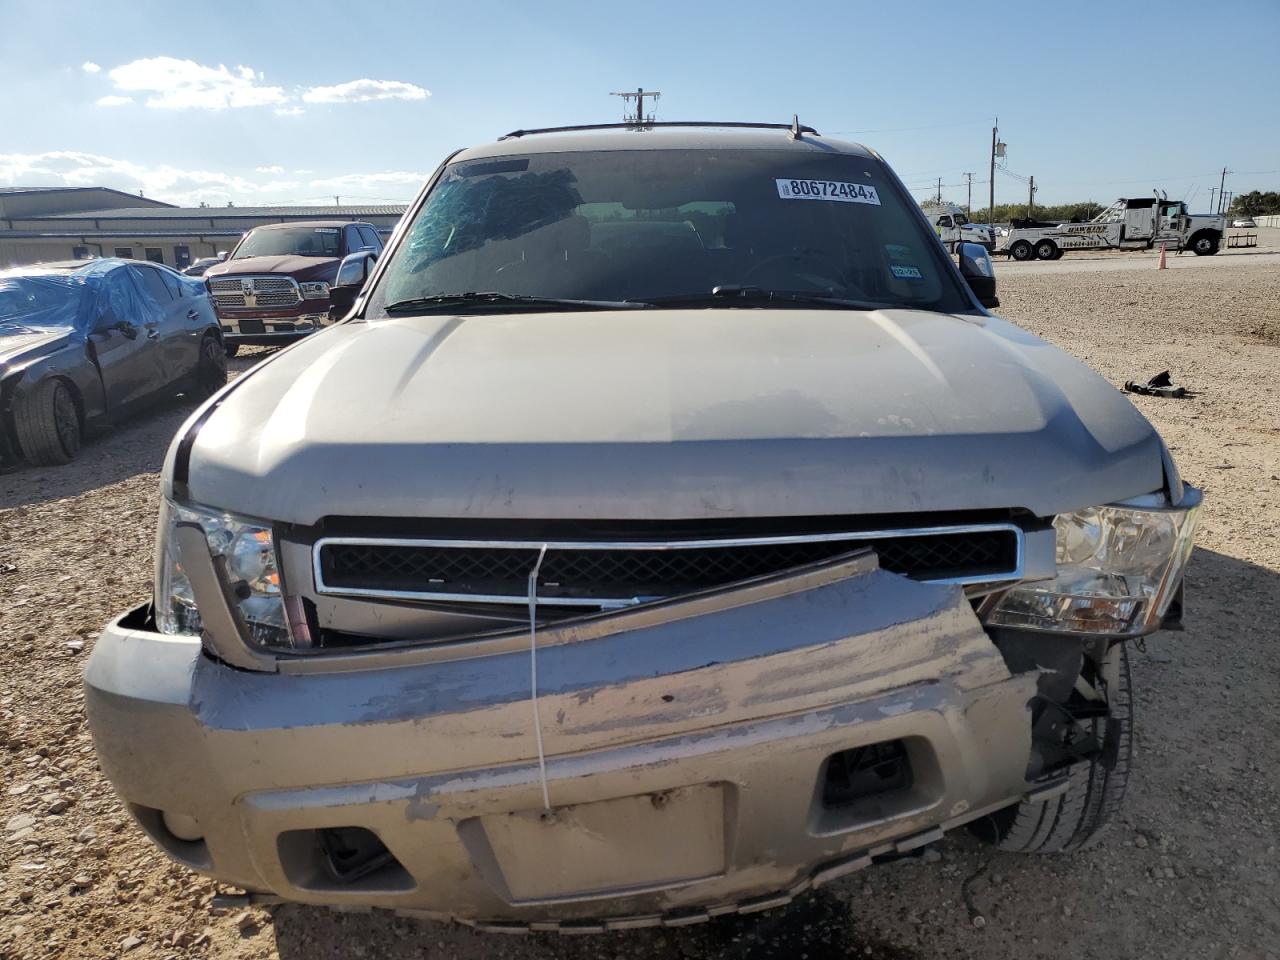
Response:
[1, 0, 1277, 212]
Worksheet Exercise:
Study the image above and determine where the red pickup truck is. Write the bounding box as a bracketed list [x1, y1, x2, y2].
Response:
[204, 220, 382, 356]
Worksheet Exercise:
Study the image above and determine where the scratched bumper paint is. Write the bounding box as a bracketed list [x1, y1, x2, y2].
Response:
[84, 557, 1036, 922]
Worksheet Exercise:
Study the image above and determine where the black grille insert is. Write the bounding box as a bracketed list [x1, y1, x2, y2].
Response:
[317, 527, 1018, 606]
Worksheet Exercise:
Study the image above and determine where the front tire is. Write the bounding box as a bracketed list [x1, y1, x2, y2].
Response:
[15, 379, 81, 466]
[224, 342, 240, 358]
[976, 643, 1132, 853]
[1035, 240, 1058, 261]
[1010, 240, 1034, 261]
[1191, 233, 1220, 256]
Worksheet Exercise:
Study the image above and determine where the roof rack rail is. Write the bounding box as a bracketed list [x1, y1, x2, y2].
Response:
[499, 120, 820, 140]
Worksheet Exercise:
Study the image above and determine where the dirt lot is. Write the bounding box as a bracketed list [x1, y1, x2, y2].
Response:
[2, 255, 1278, 959]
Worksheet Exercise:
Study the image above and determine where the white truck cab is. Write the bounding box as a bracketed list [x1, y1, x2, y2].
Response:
[921, 201, 996, 252]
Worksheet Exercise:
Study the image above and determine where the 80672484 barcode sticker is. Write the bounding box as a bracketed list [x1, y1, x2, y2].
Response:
[776, 179, 880, 205]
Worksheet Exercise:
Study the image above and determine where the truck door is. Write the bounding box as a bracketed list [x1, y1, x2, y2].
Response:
[1123, 202, 1155, 241]
[1157, 203, 1184, 244]
[934, 215, 957, 248]
[89, 269, 166, 409]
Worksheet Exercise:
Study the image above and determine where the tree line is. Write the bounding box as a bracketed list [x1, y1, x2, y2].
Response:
[963, 201, 1106, 224]
[1227, 191, 1280, 217]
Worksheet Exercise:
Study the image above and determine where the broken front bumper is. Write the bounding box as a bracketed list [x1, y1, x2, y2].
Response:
[84, 553, 1036, 927]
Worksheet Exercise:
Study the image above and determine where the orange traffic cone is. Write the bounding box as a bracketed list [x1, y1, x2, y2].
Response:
[1158, 244, 1168, 270]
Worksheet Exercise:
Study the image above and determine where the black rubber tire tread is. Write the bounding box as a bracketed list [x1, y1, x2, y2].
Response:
[14, 378, 80, 466]
[195, 333, 228, 398]
[1035, 240, 1058, 261]
[224, 342, 240, 358]
[991, 643, 1132, 854]
[1010, 241, 1034, 261]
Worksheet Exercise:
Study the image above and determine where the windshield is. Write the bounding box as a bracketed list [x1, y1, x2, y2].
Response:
[954, 213, 970, 226]
[0, 275, 88, 330]
[233, 226, 341, 259]
[372, 148, 971, 314]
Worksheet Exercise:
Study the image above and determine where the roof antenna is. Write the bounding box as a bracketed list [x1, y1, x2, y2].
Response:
[790, 114, 803, 140]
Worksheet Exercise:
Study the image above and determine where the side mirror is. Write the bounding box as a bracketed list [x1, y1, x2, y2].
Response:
[329, 252, 376, 321]
[957, 242, 999, 309]
[334, 251, 374, 289]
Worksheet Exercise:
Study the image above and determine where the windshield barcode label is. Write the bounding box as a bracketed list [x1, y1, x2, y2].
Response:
[776, 179, 880, 205]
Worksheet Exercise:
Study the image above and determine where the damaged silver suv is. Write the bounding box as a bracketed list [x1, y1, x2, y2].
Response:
[85, 122, 1201, 931]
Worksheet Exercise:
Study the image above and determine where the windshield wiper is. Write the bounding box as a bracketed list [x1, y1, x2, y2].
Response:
[636, 286, 887, 311]
[384, 292, 648, 313]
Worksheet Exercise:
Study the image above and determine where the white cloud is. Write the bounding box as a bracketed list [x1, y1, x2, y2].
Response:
[255, 165, 284, 174]
[294, 169, 314, 175]
[82, 61, 101, 74]
[301, 79, 429, 104]
[95, 95, 133, 107]
[0, 150, 422, 208]
[308, 170, 428, 190]
[107, 57, 287, 110]
[274, 105, 305, 117]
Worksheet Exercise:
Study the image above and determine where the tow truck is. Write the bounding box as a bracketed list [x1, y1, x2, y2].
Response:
[1001, 194, 1225, 260]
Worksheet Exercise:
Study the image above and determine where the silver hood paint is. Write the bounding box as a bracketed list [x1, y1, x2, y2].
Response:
[179, 308, 1164, 524]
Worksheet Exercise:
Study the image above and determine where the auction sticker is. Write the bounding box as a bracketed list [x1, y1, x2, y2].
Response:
[890, 264, 923, 280]
[776, 179, 880, 205]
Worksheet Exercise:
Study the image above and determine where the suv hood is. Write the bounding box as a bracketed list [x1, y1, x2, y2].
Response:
[180, 308, 1165, 524]
[206, 255, 337, 279]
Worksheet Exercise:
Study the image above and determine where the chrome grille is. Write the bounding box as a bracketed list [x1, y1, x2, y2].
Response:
[208, 275, 301, 310]
[314, 525, 1023, 608]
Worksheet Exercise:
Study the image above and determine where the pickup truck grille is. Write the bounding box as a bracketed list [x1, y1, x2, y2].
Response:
[208, 275, 301, 310]
[313, 525, 1022, 608]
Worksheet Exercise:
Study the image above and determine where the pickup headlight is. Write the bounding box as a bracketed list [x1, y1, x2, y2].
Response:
[299, 281, 330, 300]
[154, 499, 288, 647]
[986, 489, 1201, 635]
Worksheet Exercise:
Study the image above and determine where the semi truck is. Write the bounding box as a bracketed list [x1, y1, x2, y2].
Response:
[1001, 195, 1225, 260]
[920, 201, 997, 251]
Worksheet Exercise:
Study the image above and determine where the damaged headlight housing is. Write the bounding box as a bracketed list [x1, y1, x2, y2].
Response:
[986, 489, 1201, 635]
[154, 499, 289, 646]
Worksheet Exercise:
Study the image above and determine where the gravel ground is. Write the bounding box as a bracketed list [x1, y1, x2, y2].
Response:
[2, 255, 1278, 960]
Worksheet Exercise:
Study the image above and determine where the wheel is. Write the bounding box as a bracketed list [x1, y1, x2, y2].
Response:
[194, 333, 228, 398]
[1191, 233, 1219, 256]
[1050, 247, 1066, 260]
[975, 643, 1132, 854]
[14, 379, 81, 466]
[1010, 241, 1034, 261]
[1035, 240, 1058, 261]
[224, 342, 240, 358]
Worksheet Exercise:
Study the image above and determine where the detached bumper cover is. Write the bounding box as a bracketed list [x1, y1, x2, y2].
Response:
[84, 557, 1036, 924]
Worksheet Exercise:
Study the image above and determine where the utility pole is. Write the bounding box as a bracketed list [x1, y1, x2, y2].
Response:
[1209, 186, 1217, 215]
[1028, 175, 1036, 218]
[1217, 167, 1228, 214]
[989, 119, 1005, 224]
[611, 87, 661, 129]
[963, 172, 974, 214]
[936, 177, 943, 203]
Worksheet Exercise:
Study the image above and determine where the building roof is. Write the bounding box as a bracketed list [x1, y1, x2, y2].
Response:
[44, 204, 408, 220]
[0, 186, 175, 206]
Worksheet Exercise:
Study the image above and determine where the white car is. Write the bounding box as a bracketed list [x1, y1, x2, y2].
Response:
[1232, 218, 1256, 228]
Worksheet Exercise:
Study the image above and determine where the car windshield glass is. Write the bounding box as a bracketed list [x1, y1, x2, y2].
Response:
[0, 275, 87, 330]
[954, 213, 970, 226]
[370, 148, 970, 315]
[233, 227, 341, 259]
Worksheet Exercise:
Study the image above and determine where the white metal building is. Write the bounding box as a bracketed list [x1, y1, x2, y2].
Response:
[0, 187, 407, 269]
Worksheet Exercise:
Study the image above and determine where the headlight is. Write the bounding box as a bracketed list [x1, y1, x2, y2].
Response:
[985, 488, 1201, 635]
[299, 281, 330, 300]
[155, 499, 289, 647]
